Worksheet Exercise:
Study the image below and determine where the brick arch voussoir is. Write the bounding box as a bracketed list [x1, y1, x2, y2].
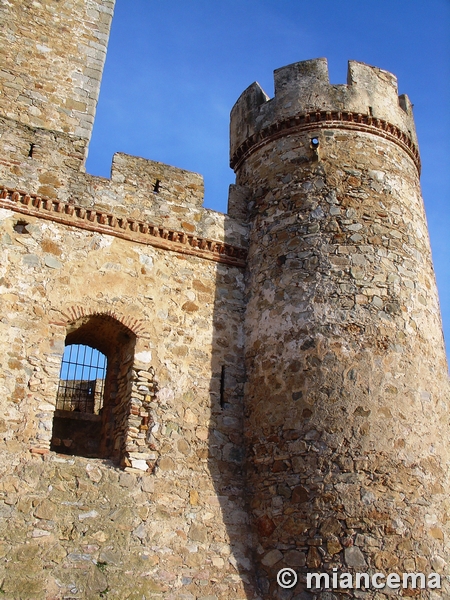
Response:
[59, 304, 150, 338]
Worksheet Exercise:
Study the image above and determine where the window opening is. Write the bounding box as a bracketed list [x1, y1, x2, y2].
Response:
[56, 344, 107, 414]
[220, 365, 226, 408]
[51, 315, 139, 461]
[14, 220, 30, 234]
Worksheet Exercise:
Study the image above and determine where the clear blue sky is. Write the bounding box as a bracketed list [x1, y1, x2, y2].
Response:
[87, 0, 450, 360]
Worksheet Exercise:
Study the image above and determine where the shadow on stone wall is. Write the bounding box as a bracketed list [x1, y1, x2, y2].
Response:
[207, 208, 260, 600]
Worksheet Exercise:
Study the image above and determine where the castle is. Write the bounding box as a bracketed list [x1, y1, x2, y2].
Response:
[0, 1, 449, 599]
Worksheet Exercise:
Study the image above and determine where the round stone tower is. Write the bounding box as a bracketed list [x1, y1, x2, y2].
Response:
[231, 59, 450, 598]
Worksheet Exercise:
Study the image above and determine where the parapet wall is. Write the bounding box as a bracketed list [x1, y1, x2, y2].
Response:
[230, 58, 419, 171]
[0, 117, 249, 254]
[110, 153, 205, 207]
[0, 0, 249, 253]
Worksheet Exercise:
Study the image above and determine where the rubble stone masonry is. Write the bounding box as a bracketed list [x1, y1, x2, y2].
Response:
[232, 59, 450, 598]
[0, 1, 449, 599]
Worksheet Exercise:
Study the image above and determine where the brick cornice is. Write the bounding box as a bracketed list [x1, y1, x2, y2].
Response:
[230, 110, 421, 174]
[0, 187, 247, 268]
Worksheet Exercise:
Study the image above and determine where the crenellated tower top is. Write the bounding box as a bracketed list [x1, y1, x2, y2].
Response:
[230, 58, 420, 173]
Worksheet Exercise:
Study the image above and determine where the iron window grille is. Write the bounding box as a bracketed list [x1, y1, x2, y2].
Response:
[56, 344, 107, 414]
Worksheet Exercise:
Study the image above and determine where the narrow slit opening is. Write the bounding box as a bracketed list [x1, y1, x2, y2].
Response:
[220, 365, 225, 408]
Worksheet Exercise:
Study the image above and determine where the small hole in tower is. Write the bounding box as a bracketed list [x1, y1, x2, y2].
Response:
[369, 106, 373, 116]
[28, 143, 35, 158]
[153, 179, 161, 193]
[311, 137, 319, 148]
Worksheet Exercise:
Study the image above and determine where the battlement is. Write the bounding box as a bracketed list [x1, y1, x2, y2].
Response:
[230, 58, 418, 171]
[110, 153, 205, 207]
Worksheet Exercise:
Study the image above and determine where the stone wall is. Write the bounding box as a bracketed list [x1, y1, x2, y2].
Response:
[0, 0, 115, 146]
[0, 2, 254, 590]
[1, 0, 449, 597]
[0, 200, 255, 599]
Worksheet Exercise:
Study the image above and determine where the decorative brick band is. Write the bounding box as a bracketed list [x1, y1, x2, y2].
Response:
[230, 110, 421, 174]
[0, 187, 247, 267]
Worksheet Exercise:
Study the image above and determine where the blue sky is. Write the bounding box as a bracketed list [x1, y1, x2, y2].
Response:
[87, 0, 450, 359]
[60, 345, 106, 381]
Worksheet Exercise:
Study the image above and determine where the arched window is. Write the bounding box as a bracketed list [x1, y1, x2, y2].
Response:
[50, 314, 137, 461]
